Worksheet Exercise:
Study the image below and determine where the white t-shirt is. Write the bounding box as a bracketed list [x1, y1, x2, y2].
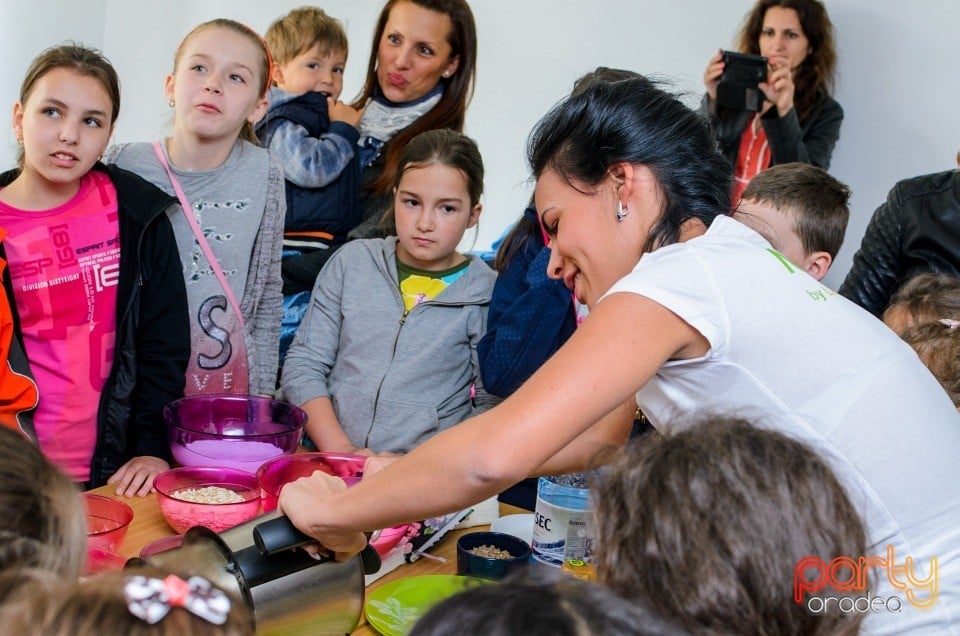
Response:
[605, 215, 960, 635]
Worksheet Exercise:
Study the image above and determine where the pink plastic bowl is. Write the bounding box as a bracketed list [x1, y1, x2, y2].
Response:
[82, 493, 134, 552]
[139, 534, 184, 559]
[164, 394, 307, 474]
[256, 452, 367, 512]
[154, 466, 262, 534]
[255, 452, 410, 555]
[85, 547, 127, 575]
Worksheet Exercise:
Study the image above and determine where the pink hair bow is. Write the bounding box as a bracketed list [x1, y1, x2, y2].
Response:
[124, 574, 231, 625]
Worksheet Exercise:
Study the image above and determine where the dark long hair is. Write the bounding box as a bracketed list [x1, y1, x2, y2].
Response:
[527, 77, 731, 254]
[736, 0, 837, 121]
[353, 0, 477, 197]
[495, 67, 644, 273]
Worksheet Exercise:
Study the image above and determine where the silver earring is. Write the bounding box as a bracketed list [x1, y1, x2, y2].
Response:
[616, 201, 629, 222]
[168, 99, 175, 108]
[442, 71, 451, 78]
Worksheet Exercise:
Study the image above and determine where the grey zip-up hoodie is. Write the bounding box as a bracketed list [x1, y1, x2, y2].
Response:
[281, 237, 497, 453]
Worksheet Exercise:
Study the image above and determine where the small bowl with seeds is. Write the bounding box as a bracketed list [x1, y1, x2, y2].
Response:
[456, 531, 531, 581]
[154, 466, 262, 534]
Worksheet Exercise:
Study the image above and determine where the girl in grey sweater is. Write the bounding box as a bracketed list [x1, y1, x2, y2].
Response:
[281, 130, 496, 454]
[107, 20, 283, 396]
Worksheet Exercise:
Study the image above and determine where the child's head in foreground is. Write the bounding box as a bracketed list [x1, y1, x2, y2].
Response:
[409, 566, 688, 635]
[0, 567, 254, 636]
[0, 426, 86, 580]
[265, 6, 349, 100]
[595, 416, 868, 636]
[737, 162, 851, 280]
[883, 272, 960, 408]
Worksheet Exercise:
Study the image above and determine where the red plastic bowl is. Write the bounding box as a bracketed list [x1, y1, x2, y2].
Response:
[82, 493, 134, 552]
[256, 452, 366, 512]
[256, 452, 410, 555]
[154, 466, 262, 534]
[85, 547, 127, 575]
[164, 394, 307, 474]
[139, 534, 184, 559]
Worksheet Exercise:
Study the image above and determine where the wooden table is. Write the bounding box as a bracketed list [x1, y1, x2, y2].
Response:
[89, 484, 526, 635]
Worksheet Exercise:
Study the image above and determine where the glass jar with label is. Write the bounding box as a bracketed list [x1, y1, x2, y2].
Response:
[531, 472, 597, 568]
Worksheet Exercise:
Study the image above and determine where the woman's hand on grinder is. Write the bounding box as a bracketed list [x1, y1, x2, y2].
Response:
[277, 471, 368, 560]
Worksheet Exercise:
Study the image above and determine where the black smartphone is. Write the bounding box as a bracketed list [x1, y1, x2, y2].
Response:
[716, 50, 769, 112]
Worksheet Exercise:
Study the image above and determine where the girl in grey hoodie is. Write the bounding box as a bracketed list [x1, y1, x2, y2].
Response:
[281, 130, 497, 454]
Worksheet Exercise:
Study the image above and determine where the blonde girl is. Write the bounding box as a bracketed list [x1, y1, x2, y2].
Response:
[106, 20, 284, 397]
[281, 128, 496, 455]
[0, 426, 86, 579]
[0, 44, 189, 496]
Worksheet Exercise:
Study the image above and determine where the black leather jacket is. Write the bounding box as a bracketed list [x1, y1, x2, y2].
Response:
[0, 163, 190, 486]
[702, 92, 844, 170]
[839, 170, 960, 317]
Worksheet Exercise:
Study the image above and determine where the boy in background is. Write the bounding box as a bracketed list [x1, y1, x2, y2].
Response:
[735, 162, 851, 281]
[258, 7, 364, 362]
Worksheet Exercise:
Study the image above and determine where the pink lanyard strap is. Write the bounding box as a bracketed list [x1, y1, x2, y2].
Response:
[151, 141, 246, 334]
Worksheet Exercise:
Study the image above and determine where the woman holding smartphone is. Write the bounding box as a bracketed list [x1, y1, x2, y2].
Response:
[701, 0, 842, 201]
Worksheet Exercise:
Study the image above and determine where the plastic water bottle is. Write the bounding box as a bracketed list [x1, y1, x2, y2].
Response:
[531, 472, 597, 567]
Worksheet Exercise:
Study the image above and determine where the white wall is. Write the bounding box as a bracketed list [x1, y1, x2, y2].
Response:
[0, 0, 106, 146]
[1, 1, 958, 287]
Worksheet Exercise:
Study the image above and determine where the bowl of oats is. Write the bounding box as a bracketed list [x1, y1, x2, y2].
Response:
[456, 531, 531, 581]
[154, 466, 262, 534]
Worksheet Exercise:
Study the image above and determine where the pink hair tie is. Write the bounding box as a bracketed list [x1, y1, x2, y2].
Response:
[939, 318, 960, 330]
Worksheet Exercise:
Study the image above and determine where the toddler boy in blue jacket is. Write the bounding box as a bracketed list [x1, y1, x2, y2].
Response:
[258, 7, 364, 362]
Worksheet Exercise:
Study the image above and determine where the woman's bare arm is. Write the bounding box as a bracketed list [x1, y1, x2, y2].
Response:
[277, 292, 708, 551]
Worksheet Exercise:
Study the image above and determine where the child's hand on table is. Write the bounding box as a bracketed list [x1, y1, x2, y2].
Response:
[108, 455, 170, 497]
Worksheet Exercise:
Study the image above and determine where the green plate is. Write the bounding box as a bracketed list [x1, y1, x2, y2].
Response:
[365, 574, 489, 636]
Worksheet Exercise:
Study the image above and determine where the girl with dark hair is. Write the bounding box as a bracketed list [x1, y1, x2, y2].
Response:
[281, 129, 495, 454]
[278, 78, 959, 635]
[702, 0, 842, 201]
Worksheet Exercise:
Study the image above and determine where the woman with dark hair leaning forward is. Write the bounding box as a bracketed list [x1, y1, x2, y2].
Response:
[278, 78, 960, 635]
